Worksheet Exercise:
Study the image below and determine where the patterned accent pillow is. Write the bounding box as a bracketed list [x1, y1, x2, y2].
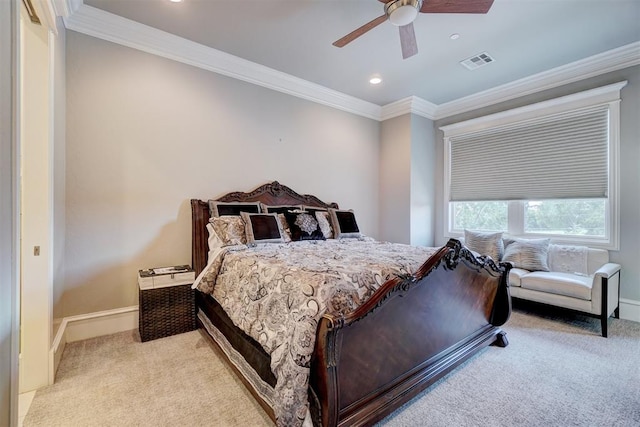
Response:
[328, 208, 361, 239]
[209, 201, 261, 217]
[240, 212, 286, 244]
[502, 238, 551, 272]
[464, 230, 504, 261]
[315, 211, 333, 239]
[278, 213, 293, 243]
[284, 211, 325, 241]
[210, 216, 247, 246]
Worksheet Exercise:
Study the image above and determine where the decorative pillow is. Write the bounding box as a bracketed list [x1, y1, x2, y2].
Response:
[210, 216, 247, 246]
[464, 230, 504, 261]
[284, 211, 325, 241]
[328, 208, 361, 239]
[209, 201, 261, 217]
[278, 213, 293, 243]
[315, 211, 333, 239]
[206, 222, 223, 251]
[303, 206, 328, 215]
[240, 212, 286, 244]
[502, 238, 551, 272]
[260, 203, 303, 215]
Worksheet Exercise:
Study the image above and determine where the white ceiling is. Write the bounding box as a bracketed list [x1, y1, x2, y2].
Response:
[77, 0, 640, 110]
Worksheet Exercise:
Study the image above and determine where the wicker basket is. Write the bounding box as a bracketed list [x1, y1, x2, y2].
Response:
[139, 283, 196, 342]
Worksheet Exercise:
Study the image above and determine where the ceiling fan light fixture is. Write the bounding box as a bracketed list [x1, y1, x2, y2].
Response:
[386, 0, 422, 27]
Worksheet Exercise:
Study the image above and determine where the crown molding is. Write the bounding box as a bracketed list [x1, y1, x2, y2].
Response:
[52, 0, 81, 18]
[440, 81, 627, 136]
[380, 96, 438, 121]
[63, 4, 382, 120]
[59, 2, 639, 123]
[380, 97, 414, 121]
[31, 0, 59, 33]
[411, 97, 439, 120]
[434, 41, 640, 120]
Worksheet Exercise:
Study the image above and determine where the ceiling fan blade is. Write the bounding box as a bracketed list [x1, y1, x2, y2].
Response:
[399, 23, 418, 59]
[333, 14, 388, 47]
[420, 0, 494, 14]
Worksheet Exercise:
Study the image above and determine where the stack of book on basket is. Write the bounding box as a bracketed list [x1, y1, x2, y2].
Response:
[138, 265, 195, 290]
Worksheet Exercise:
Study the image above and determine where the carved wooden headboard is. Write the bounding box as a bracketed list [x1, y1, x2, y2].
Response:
[191, 181, 339, 276]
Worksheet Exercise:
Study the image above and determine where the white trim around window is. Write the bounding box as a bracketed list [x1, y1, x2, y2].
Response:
[441, 81, 626, 250]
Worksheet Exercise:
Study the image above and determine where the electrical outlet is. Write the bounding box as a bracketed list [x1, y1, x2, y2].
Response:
[34, 246, 40, 256]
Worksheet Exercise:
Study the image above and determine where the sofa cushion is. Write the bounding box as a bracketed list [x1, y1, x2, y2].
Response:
[521, 271, 593, 301]
[464, 230, 504, 261]
[586, 248, 610, 275]
[503, 238, 550, 271]
[508, 268, 530, 287]
[548, 244, 589, 275]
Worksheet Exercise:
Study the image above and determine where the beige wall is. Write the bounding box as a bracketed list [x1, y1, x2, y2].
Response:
[64, 32, 640, 319]
[409, 114, 436, 246]
[52, 17, 66, 323]
[64, 32, 380, 317]
[434, 66, 640, 304]
[1, 0, 18, 424]
[379, 114, 411, 244]
[20, 7, 53, 392]
[379, 113, 436, 246]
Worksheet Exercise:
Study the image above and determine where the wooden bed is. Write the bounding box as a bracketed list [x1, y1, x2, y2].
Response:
[191, 181, 512, 427]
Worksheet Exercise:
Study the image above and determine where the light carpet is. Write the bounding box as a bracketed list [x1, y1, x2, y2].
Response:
[25, 304, 640, 426]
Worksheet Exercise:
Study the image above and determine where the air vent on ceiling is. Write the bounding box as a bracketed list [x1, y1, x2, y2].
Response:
[460, 52, 495, 70]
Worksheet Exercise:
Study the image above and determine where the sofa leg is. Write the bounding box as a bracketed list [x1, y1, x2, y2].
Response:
[492, 331, 509, 347]
[601, 316, 608, 338]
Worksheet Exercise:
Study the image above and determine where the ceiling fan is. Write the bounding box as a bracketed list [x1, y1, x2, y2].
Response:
[333, 0, 495, 59]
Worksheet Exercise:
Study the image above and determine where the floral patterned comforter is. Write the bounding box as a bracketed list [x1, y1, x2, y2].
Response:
[194, 239, 437, 427]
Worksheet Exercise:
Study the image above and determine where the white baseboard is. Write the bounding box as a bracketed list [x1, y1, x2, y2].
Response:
[47, 298, 638, 383]
[51, 306, 139, 381]
[49, 325, 66, 384]
[64, 306, 139, 342]
[619, 298, 640, 322]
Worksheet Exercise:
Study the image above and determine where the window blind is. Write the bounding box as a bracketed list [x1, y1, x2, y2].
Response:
[449, 105, 609, 202]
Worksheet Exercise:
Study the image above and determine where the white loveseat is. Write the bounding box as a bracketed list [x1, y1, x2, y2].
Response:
[462, 231, 621, 337]
[506, 244, 620, 337]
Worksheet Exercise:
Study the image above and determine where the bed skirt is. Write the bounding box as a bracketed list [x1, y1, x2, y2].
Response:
[197, 310, 276, 410]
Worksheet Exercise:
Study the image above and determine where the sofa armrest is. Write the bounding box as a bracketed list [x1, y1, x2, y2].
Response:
[591, 263, 621, 323]
[594, 263, 621, 279]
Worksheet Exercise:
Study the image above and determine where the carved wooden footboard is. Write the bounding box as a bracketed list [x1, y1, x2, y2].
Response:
[191, 182, 511, 427]
[309, 239, 511, 427]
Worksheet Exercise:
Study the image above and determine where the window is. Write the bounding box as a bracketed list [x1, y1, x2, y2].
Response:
[452, 201, 507, 231]
[442, 82, 625, 249]
[452, 199, 607, 239]
[524, 199, 606, 237]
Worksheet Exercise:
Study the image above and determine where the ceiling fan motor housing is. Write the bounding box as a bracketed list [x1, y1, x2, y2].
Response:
[385, 0, 422, 26]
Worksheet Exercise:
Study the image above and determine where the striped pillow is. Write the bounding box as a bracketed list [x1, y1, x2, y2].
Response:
[502, 238, 550, 272]
[464, 230, 504, 261]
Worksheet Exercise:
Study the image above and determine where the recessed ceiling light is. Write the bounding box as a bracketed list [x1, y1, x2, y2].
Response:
[369, 77, 382, 85]
[169, 0, 183, 3]
[450, 33, 460, 40]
